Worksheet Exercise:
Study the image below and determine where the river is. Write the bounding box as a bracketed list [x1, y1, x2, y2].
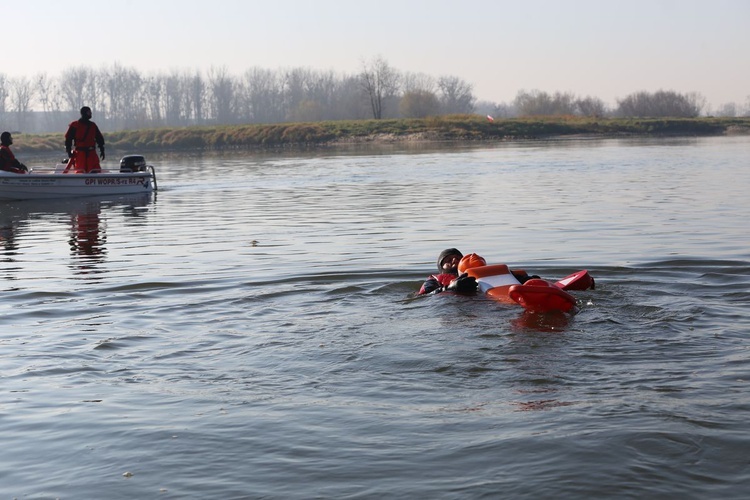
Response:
[2, 136, 749, 498]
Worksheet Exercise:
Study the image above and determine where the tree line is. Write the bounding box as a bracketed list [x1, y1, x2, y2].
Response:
[485, 89, 712, 120]
[0, 56, 747, 134]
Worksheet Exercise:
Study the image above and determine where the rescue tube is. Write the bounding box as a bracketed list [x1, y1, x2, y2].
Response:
[464, 264, 521, 304]
[509, 279, 577, 313]
[554, 269, 595, 291]
[459, 254, 591, 313]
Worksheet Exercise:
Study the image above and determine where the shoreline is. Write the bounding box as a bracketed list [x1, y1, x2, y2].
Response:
[17, 116, 750, 157]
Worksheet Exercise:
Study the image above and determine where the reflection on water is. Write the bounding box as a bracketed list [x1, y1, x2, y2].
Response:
[69, 202, 106, 264]
[511, 308, 572, 331]
[0, 220, 18, 253]
[0, 193, 153, 279]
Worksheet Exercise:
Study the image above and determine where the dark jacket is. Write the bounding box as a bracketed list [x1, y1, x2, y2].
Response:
[0, 145, 27, 173]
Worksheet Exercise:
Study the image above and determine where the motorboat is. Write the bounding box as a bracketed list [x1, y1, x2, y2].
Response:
[0, 155, 157, 201]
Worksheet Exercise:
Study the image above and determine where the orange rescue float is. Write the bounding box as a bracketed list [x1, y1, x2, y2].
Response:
[458, 254, 594, 314]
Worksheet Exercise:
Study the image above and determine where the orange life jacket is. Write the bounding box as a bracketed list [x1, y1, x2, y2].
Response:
[65, 119, 102, 149]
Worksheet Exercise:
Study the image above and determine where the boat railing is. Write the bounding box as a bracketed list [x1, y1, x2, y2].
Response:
[147, 165, 158, 191]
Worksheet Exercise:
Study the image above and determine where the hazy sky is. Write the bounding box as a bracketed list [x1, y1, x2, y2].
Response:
[5, 0, 749, 109]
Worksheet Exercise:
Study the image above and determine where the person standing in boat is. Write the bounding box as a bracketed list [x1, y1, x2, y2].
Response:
[0, 132, 29, 174]
[64, 106, 105, 173]
[418, 248, 478, 295]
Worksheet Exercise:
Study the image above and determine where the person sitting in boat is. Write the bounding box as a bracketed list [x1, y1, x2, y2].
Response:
[64, 106, 105, 173]
[0, 132, 28, 174]
[418, 248, 478, 295]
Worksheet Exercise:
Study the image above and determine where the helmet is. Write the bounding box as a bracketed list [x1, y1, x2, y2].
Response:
[437, 248, 462, 271]
[458, 253, 486, 273]
[0, 131, 11, 146]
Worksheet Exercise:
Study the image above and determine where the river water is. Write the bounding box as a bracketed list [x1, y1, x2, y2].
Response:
[2, 136, 749, 498]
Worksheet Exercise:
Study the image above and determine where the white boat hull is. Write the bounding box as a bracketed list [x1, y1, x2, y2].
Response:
[0, 167, 155, 201]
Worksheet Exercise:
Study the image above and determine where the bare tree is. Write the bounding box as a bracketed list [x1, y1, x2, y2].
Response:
[163, 71, 186, 126]
[616, 90, 705, 117]
[399, 90, 440, 118]
[144, 74, 164, 125]
[359, 56, 401, 119]
[714, 102, 738, 117]
[59, 66, 94, 112]
[35, 73, 59, 131]
[576, 95, 607, 117]
[514, 90, 577, 116]
[102, 63, 144, 130]
[207, 66, 236, 124]
[284, 67, 312, 119]
[685, 92, 707, 117]
[88, 69, 108, 126]
[616, 91, 649, 117]
[0, 74, 10, 127]
[242, 67, 285, 123]
[286, 67, 335, 122]
[437, 75, 476, 114]
[303, 70, 338, 121]
[184, 70, 206, 124]
[402, 72, 436, 93]
[10, 76, 34, 132]
[35, 73, 52, 114]
[332, 75, 369, 120]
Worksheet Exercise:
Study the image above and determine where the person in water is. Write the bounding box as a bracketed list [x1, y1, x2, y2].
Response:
[418, 248, 540, 295]
[0, 132, 28, 174]
[65, 106, 105, 173]
[418, 248, 478, 295]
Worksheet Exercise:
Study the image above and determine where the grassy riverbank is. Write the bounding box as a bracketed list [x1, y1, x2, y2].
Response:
[15, 115, 750, 155]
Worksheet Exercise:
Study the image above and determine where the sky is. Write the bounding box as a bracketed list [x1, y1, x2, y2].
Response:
[4, 0, 749, 110]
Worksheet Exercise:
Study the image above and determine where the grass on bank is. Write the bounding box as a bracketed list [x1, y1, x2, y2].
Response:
[14, 115, 750, 155]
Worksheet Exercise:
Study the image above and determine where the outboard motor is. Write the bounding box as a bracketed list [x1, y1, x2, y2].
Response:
[120, 155, 147, 172]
